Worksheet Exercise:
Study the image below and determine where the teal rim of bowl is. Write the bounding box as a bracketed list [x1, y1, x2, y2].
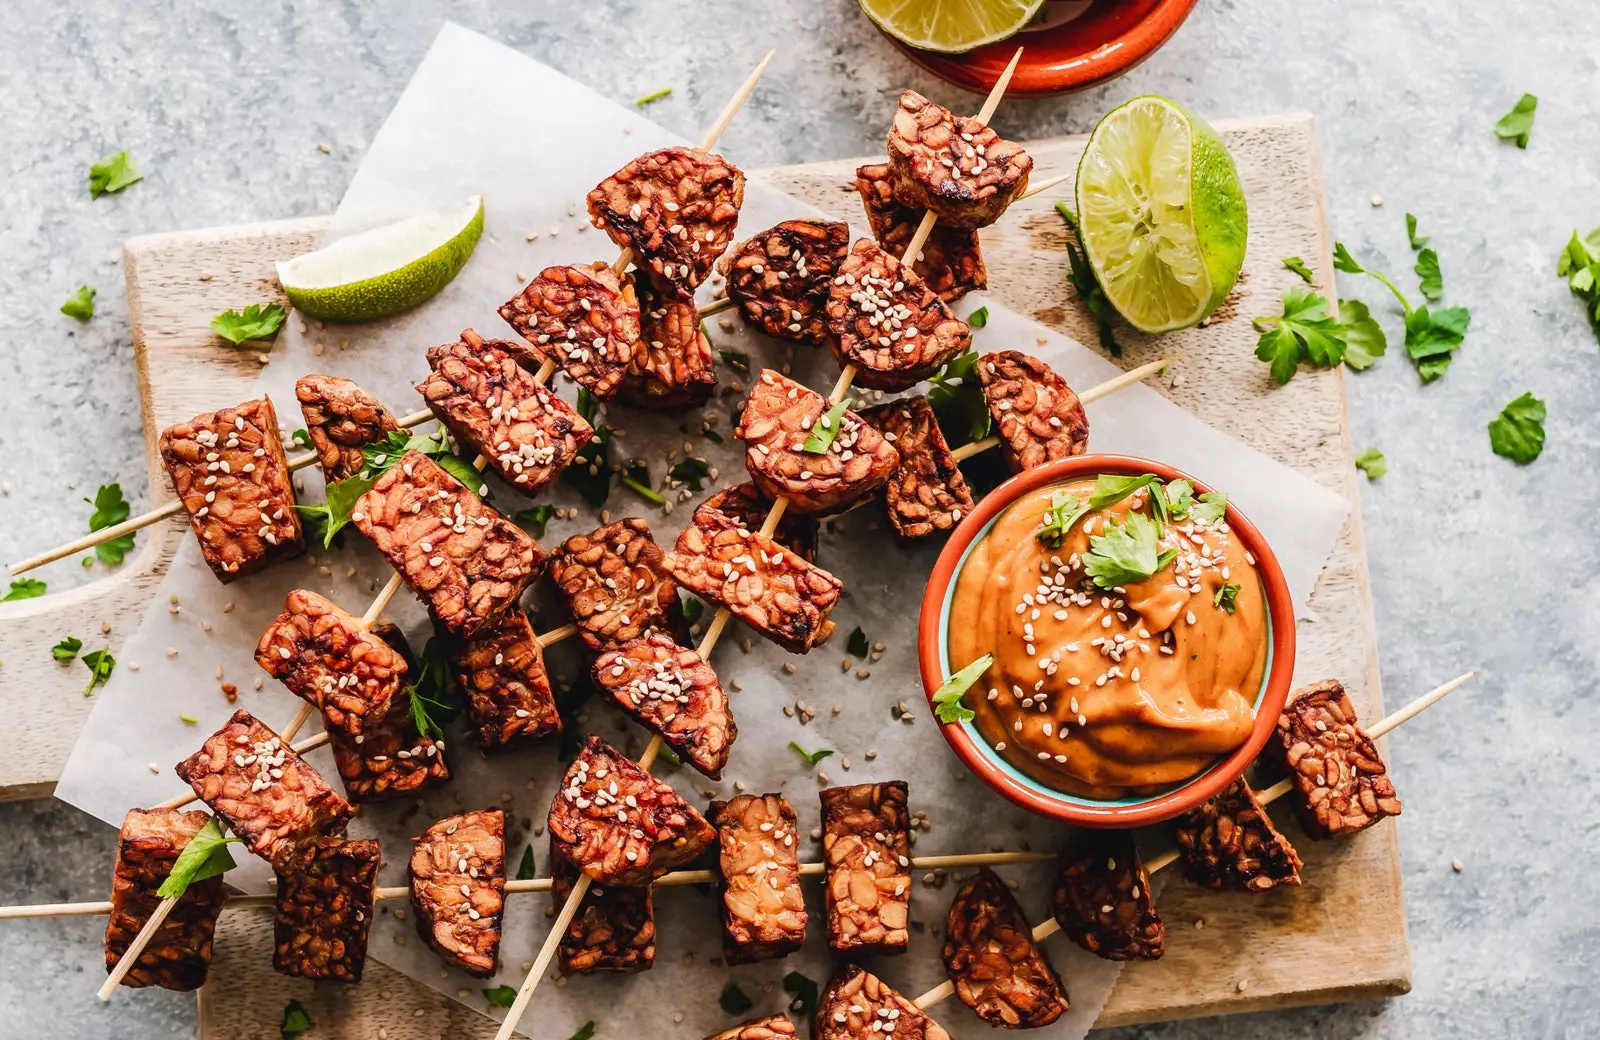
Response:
[937, 500, 1275, 809]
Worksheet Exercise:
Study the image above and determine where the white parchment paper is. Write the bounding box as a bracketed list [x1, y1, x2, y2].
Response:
[57, 23, 1347, 1038]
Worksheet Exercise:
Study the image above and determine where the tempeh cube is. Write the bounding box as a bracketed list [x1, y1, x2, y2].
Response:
[825, 239, 972, 392]
[817, 965, 950, 1040]
[887, 90, 1033, 229]
[159, 396, 304, 581]
[1173, 778, 1303, 892]
[409, 809, 505, 977]
[1267, 679, 1403, 839]
[547, 736, 715, 887]
[549, 840, 656, 975]
[976, 350, 1090, 471]
[327, 621, 449, 803]
[352, 450, 545, 638]
[549, 518, 682, 654]
[593, 633, 734, 779]
[586, 146, 745, 298]
[860, 395, 974, 540]
[1050, 828, 1164, 961]
[943, 867, 1070, 1028]
[499, 263, 643, 400]
[418, 329, 593, 493]
[664, 506, 843, 654]
[174, 709, 354, 872]
[820, 782, 911, 956]
[295, 373, 400, 482]
[104, 808, 227, 991]
[616, 279, 716, 409]
[272, 836, 380, 982]
[254, 589, 406, 740]
[855, 163, 986, 302]
[736, 369, 899, 515]
[447, 605, 562, 750]
[706, 1018, 797, 1040]
[712, 794, 806, 963]
[697, 482, 819, 562]
[717, 218, 850, 344]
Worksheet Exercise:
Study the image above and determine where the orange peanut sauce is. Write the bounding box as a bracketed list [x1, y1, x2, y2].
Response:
[948, 477, 1267, 799]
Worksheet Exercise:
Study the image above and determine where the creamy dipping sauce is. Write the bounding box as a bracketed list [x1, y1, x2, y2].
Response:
[948, 477, 1267, 799]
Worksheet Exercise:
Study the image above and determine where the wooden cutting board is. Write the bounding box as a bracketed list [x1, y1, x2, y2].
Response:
[1, 116, 1408, 1033]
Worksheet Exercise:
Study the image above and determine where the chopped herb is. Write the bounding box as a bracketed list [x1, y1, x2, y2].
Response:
[1488, 392, 1546, 463]
[482, 985, 518, 1009]
[1088, 473, 1163, 512]
[81, 648, 115, 695]
[157, 817, 239, 898]
[88, 150, 143, 198]
[682, 595, 705, 628]
[1557, 228, 1600, 345]
[802, 398, 852, 455]
[4, 578, 47, 601]
[360, 428, 448, 475]
[1083, 512, 1174, 590]
[622, 459, 666, 506]
[1191, 491, 1228, 525]
[925, 350, 990, 445]
[966, 305, 989, 328]
[1282, 257, 1314, 284]
[1354, 448, 1387, 480]
[1055, 202, 1122, 356]
[635, 86, 673, 106]
[567, 1022, 597, 1040]
[784, 970, 820, 1018]
[1035, 489, 1088, 550]
[1494, 93, 1537, 148]
[86, 482, 136, 565]
[669, 457, 711, 492]
[60, 285, 96, 321]
[514, 504, 556, 539]
[406, 638, 457, 741]
[515, 844, 537, 881]
[1406, 213, 1429, 250]
[1253, 287, 1346, 383]
[846, 626, 870, 658]
[1404, 305, 1470, 383]
[291, 428, 314, 450]
[789, 741, 834, 767]
[719, 981, 754, 1016]
[718, 349, 751, 375]
[179, 712, 198, 725]
[52, 636, 82, 661]
[211, 303, 286, 346]
[576, 387, 599, 425]
[1339, 299, 1388, 370]
[1414, 248, 1443, 302]
[1213, 583, 1241, 614]
[703, 428, 724, 444]
[656, 744, 683, 770]
[280, 998, 314, 1040]
[433, 454, 490, 500]
[563, 424, 615, 506]
[294, 471, 377, 550]
[931, 654, 993, 724]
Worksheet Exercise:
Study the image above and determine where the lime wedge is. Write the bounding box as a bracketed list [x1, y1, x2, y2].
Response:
[1074, 97, 1247, 334]
[859, 0, 1046, 54]
[277, 195, 485, 322]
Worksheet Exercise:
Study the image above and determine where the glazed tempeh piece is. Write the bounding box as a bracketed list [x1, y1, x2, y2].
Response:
[548, 736, 715, 887]
[1266, 679, 1403, 839]
[713, 794, 806, 963]
[295, 373, 400, 482]
[550, 841, 656, 975]
[887, 89, 1033, 229]
[825, 238, 972, 392]
[549, 518, 682, 654]
[855, 163, 986, 303]
[736, 369, 899, 515]
[273, 837, 380, 982]
[943, 867, 1071, 1028]
[586, 146, 745, 298]
[698, 482, 819, 562]
[410, 809, 506, 977]
[665, 506, 843, 654]
[593, 633, 735, 779]
[327, 622, 449, 803]
[1174, 778, 1303, 892]
[448, 605, 562, 750]
[616, 279, 716, 409]
[159, 396, 303, 581]
[254, 589, 406, 740]
[104, 808, 226, 991]
[977, 350, 1091, 471]
[1050, 828, 1164, 961]
[717, 218, 850, 344]
[817, 965, 951, 1040]
[705, 1018, 797, 1040]
[499, 263, 642, 400]
[820, 782, 911, 956]
[174, 710, 353, 872]
[861, 395, 974, 540]
[352, 450, 545, 638]
[418, 329, 593, 493]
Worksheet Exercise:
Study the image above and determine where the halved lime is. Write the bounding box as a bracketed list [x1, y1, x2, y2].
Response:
[1075, 97, 1247, 334]
[277, 195, 485, 322]
[859, 0, 1046, 54]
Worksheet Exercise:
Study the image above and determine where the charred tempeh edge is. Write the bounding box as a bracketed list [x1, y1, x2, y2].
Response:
[825, 238, 972, 392]
[1050, 828, 1164, 961]
[942, 866, 1070, 1028]
[158, 396, 304, 581]
[499, 262, 643, 400]
[593, 633, 735, 779]
[295, 373, 401, 482]
[717, 218, 851, 344]
[254, 589, 406, 740]
[697, 482, 819, 562]
[448, 604, 562, 751]
[1173, 778, 1303, 892]
[816, 965, 951, 1040]
[854, 163, 986, 303]
[1266, 679, 1403, 839]
[272, 836, 380, 982]
[860, 395, 974, 540]
[820, 782, 911, 956]
[410, 809, 506, 977]
[549, 839, 656, 975]
[976, 350, 1091, 472]
[713, 794, 806, 964]
[328, 621, 449, 804]
[549, 518, 683, 655]
[104, 808, 227, 991]
[886, 89, 1033, 230]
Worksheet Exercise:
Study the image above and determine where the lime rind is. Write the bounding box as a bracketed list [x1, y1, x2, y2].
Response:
[859, 0, 1047, 54]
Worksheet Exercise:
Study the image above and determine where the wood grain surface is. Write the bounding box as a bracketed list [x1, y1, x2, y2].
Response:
[0, 116, 1408, 1034]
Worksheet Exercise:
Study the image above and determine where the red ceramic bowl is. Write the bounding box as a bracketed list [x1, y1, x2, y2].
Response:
[880, 0, 1200, 97]
[918, 454, 1296, 827]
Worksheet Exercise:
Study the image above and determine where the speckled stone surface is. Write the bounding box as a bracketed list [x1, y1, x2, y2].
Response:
[2, 2, 1596, 1037]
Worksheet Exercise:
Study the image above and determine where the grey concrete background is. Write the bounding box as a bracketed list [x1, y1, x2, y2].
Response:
[1, 1, 1595, 1037]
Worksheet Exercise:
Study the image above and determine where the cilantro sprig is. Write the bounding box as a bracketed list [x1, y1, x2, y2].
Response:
[406, 637, 458, 741]
[1488, 392, 1546, 463]
[52, 636, 82, 661]
[157, 817, 239, 899]
[1213, 583, 1241, 614]
[1082, 512, 1176, 590]
[1056, 203, 1122, 356]
[1253, 287, 1349, 384]
[789, 741, 834, 767]
[635, 86, 673, 106]
[482, 985, 518, 1009]
[802, 398, 852, 455]
[1557, 228, 1600, 345]
[1035, 489, 1088, 549]
[86, 483, 136, 565]
[1282, 257, 1314, 285]
[4, 578, 47, 601]
[211, 304, 286, 346]
[1332, 240, 1469, 383]
[931, 654, 993, 724]
[82, 648, 115, 695]
[926, 350, 990, 445]
[846, 626, 870, 658]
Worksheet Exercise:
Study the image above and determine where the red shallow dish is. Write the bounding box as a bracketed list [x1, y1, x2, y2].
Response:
[881, 0, 1200, 98]
[917, 454, 1296, 828]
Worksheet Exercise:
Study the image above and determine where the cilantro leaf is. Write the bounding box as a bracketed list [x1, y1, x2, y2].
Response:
[669, 457, 711, 493]
[513, 504, 556, 539]
[1253, 287, 1346, 383]
[1557, 228, 1600, 345]
[291, 428, 313, 450]
[784, 971, 820, 1018]
[1213, 583, 1240, 614]
[789, 741, 834, 767]
[280, 998, 314, 1040]
[1164, 479, 1194, 520]
[52, 636, 82, 661]
[1354, 448, 1387, 480]
[4, 578, 47, 601]
[718, 349, 750, 375]
[514, 842, 537, 880]
[86, 482, 135, 565]
[1339, 299, 1388, 371]
[1414, 248, 1443, 301]
[1036, 489, 1089, 549]
[568, 1022, 597, 1040]
[406, 637, 457, 741]
[482, 985, 518, 1009]
[621, 458, 666, 506]
[1191, 491, 1228, 525]
[294, 471, 376, 550]
[81, 648, 115, 695]
[1088, 473, 1163, 511]
[211, 304, 286, 346]
[1488, 392, 1546, 463]
[1056, 202, 1122, 356]
[847, 626, 870, 658]
[635, 86, 672, 105]
[1332, 242, 1365, 274]
[931, 654, 993, 723]
[1404, 305, 1470, 383]
[1282, 257, 1314, 284]
[967, 305, 989, 328]
[1494, 93, 1537, 148]
[88, 151, 143, 198]
[802, 398, 852, 455]
[926, 350, 990, 445]
[576, 387, 599, 425]
[157, 817, 239, 898]
[360, 428, 455, 477]
[720, 981, 754, 1015]
[1406, 213, 1429, 251]
[61, 285, 96, 321]
[1083, 512, 1172, 589]
[432, 454, 490, 499]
